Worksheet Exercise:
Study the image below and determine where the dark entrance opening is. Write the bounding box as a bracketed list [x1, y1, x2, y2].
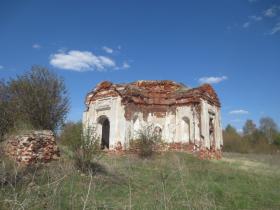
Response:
[101, 118, 110, 149]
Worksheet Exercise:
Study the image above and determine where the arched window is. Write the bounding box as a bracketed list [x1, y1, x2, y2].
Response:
[181, 117, 190, 143]
[154, 126, 162, 139]
[209, 116, 215, 148]
[133, 116, 140, 139]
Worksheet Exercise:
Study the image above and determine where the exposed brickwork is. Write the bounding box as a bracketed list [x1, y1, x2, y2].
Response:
[115, 142, 221, 160]
[84, 80, 223, 159]
[163, 143, 222, 160]
[198, 148, 222, 160]
[4, 130, 60, 165]
[85, 80, 220, 121]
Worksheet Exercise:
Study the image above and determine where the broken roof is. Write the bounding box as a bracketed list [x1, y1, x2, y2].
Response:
[85, 80, 221, 108]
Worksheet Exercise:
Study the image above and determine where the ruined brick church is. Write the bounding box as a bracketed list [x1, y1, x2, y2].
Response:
[83, 80, 223, 154]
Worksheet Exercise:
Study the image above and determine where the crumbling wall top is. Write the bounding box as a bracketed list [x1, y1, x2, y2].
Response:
[85, 80, 221, 108]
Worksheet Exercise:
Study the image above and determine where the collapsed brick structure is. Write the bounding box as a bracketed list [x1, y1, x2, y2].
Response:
[83, 80, 223, 158]
[4, 130, 60, 165]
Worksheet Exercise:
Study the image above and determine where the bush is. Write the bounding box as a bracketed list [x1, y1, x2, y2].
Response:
[59, 122, 103, 174]
[129, 124, 162, 158]
[7, 120, 35, 137]
[8, 66, 69, 131]
[0, 66, 69, 140]
[273, 133, 280, 146]
[60, 122, 83, 151]
[0, 80, 13, 142]
[73, 127, 103, 174]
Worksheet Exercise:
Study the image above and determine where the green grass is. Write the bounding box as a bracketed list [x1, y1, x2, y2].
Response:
[1, 150, 280, 210]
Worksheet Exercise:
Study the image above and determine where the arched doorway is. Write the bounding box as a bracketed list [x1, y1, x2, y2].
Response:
[101, 118, 110, 149]
[97, 116, 110, 149]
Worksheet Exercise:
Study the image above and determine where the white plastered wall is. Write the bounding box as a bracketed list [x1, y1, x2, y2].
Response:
[83, 96, 127, 149]
[200, 99, 223, 150]
[83, 97, 223, 150]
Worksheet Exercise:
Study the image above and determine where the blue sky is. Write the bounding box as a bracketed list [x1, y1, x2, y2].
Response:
[1, 0, 280, 131]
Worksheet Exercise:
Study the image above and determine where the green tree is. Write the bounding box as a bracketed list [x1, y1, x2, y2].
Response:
[274, 133, 280, 146]
[259, 117, 278, 144]
[225, 124, 238, 134]
[8, 66, 69, 131]
[243, 119, 257, 136]
[223, 124, 246, 153]
[0, 80, 13, 141]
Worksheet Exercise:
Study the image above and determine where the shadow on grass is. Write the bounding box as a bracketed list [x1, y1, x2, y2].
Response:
[74, 159, 107, 175]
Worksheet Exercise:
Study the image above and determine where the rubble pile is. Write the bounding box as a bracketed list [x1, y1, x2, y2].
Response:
[4, 130, 60, 165]
[167, 142, 195, 151]
[198, 149, 222, 160]
[124, 142, 222, 160]
[166, 142, 222, 160]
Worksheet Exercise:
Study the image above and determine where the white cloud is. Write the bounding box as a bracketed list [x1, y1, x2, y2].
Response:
[249, 15, 262, 21]
[198, 76, 227, 84]
[102, 46, 114, 54]
[50, 50, 116, 71]
[237, 129, 243, 133]
[114, 61, 131, 70]
[32, 44, 41, 49]
[264, 5, 280, 17]
[243, 22, 251, 28]
[270, 22, 280, 35]
[241, 5, 280, 33]
[243, 15, 262, 28]
[229, 110, 249, 115]
[231, 119, 243, 123]
[122, 61, 130, 69]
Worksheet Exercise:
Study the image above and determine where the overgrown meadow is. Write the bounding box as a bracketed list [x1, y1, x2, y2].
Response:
[1, 147, 280, 210]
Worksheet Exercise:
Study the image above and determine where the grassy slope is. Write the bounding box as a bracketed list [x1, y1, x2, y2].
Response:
[1, 151, 280, 210]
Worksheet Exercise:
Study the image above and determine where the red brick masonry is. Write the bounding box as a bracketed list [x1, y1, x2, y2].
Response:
[4, 130, 60, 165]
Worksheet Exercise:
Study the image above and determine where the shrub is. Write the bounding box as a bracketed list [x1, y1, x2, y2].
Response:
[7, 120, 35, 136]
[60, 122, 104, 174]
[8, 66, 69, 131]
[60, 122, 83, 151]
[129, 124, 162, 158]
[0, 67, 69, 140]
[0, 80, 13, 142]
[273, 133, 280, 146]
[73, 127, 103, 174]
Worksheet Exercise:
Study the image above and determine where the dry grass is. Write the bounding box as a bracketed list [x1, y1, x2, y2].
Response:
[221, 152, 280, 176]
[1, 149, 280, 209]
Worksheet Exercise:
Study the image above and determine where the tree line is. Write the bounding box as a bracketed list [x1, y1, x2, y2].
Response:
[223, 117, 280, 154]
[0, 66, 69, 141]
